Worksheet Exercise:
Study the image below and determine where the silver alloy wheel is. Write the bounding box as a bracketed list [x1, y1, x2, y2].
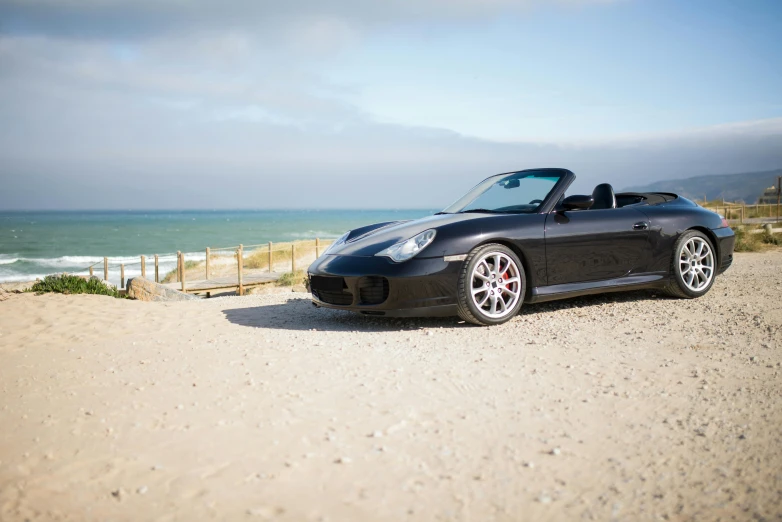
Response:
[679, 237, 715, 292]
[470, 251, 522, 319]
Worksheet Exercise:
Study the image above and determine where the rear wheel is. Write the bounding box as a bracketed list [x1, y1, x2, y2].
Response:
[664, 230, 716, 298]
[456, 244, 526, 326]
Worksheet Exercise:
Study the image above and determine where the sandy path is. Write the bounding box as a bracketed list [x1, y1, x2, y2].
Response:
[1, 252, 780, 521]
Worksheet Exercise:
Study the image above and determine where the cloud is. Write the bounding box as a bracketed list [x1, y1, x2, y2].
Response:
[0, 0, 617, 43]
[0, 0, 780, 210]
[2, 61, 781, 210]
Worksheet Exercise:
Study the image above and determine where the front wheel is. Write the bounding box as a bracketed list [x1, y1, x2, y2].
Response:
[456, 244, 526, 326]
[664, 230, 717, 298]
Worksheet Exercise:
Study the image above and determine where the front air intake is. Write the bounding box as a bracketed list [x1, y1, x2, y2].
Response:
[358, 276, 389, 305]
[310, 276, 353, 306]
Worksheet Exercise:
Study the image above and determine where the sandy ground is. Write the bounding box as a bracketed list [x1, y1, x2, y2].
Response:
[1, 252, 781, 522]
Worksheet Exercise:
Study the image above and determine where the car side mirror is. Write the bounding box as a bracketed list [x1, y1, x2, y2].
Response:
[562, 195, 593, 211]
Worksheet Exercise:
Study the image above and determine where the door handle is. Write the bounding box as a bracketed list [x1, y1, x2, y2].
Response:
[633, 222, 649, 231]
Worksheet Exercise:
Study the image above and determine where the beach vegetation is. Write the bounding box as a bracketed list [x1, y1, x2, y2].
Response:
[277, 270, 307, 287]
[732, 226, 781, 252]
[158, 239, 335, 283]
[161, 260, 203, 283]
[760, 230, 781, 246]
[29, 274, 125, 298]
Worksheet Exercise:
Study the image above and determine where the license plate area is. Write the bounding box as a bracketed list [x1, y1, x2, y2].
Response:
[310, 276, 345, 292]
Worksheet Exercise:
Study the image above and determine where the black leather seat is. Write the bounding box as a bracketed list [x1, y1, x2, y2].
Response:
[591, 183, 617, 210]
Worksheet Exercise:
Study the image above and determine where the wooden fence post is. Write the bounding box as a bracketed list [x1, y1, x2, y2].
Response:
[176, 251, 181, 283]
[89, 265, 94, 277]
[205, 247, 211, 280]
[741, 205, 745, 224]
[180, 252, 186, 292]
[120, 264, 125, 288]
[141, 255, 146, 278]
[154, 254, 159, 283]
[292, 243, 296, 272]
[315, 238, 320, 258]
[237, 246, 244, 296]
[268, 242, 273, 273]
[777, 175, 782, 223]
[104, 257, 108, 281]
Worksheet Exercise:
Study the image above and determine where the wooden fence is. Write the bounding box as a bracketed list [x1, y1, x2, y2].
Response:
[70, 238, 335, 295]
[703, 203, 781, 223]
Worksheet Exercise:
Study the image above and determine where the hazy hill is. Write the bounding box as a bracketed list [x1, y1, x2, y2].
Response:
[624, 169, 781, 203]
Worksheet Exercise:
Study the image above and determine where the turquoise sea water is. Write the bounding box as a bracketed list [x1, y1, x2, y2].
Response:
[0, 209, 435, 284]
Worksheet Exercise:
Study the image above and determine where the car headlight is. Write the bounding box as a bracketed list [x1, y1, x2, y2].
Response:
[375, 229, 436, 263]
[321, 231, 350, 257]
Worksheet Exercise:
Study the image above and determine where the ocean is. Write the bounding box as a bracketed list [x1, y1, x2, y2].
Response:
[0, 209, 435, 285]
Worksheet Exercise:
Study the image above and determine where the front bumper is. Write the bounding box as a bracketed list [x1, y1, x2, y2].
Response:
[713, 227, 735, 274]
[307, 254, 461, 317]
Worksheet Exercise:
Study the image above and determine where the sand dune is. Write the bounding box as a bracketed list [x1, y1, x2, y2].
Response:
[1, 252, 781, 521]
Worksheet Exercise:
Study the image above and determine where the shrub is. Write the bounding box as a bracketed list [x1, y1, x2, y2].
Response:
[277, 270, 307, 287]
[760, 231, 781, 246]
[30, 274, 124, 298]
[732, 226, 782, 252]
[732, 227, 762, 252]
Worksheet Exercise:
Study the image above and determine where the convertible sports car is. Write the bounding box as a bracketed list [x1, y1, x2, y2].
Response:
[308, 168, 735, 326]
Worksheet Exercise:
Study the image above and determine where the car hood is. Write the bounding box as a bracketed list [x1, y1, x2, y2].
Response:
[330, 212, 491, 257]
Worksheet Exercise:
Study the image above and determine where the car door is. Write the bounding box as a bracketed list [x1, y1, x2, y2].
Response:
[544, 207, 651, 286]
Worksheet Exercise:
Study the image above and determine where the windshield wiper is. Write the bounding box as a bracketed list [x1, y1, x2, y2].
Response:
[459, 208, 501, 214]
[459, 208, 530, 214]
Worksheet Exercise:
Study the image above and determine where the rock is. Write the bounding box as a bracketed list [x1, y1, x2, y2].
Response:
[126, 277, 198, 302]
[137, 485, 148, 495]
[550, 447, 561, 456]
[291, 284, 308, 293]
[335, 456, 352, 464]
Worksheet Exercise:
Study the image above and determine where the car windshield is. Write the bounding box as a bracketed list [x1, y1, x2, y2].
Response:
[440, 170, 563, 214]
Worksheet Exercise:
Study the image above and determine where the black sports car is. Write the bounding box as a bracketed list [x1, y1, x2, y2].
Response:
[308, 168, 735, 326]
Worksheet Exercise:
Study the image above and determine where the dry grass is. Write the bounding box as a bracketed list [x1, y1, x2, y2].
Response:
[277, 270, 307, 287]
[243, 240, 333, 272]
[732, 226, 781, 252]
[159, 240, 333, 284]
[701, 202, 781, 220]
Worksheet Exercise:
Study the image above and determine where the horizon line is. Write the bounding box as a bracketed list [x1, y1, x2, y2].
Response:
[0, 207, 440, 213]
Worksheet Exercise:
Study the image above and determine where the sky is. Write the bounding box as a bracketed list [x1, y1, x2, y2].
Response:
[0, 0, 781, 209]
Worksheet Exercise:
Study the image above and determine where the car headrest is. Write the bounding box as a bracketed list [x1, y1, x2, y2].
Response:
[591, 183, 617, 210]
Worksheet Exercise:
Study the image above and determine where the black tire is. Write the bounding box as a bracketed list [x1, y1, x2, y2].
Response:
[456, 243, 526, 326]
[663, 230, 717, 299]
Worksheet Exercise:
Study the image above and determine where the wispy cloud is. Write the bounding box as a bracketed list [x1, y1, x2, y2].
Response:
[1, 0, 620, 40]
[0, 0, 780, 209]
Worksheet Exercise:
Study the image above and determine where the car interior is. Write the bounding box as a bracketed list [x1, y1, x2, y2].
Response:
[558, 183, 678, 211]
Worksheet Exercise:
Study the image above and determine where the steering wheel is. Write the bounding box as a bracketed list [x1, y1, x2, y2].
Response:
[529, 199, 544, 205]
